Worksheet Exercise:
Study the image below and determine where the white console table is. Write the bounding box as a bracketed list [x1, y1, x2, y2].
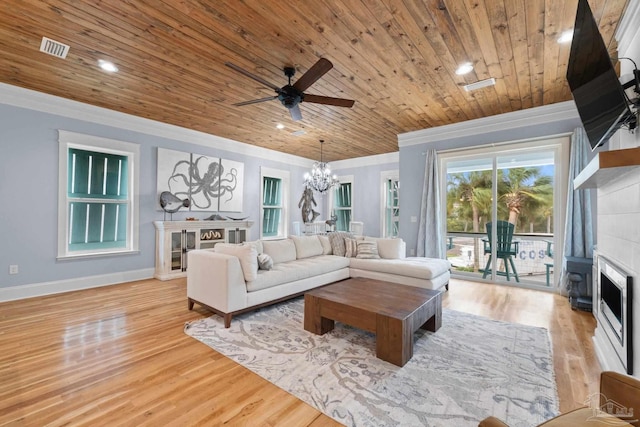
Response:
[153, 220, 254, 280]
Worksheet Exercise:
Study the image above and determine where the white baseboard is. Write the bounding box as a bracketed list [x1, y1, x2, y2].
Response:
[0, 268, 155, 302]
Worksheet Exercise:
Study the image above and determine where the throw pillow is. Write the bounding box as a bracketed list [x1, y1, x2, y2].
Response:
[366, 237, 405, 259]
[328, 231, 354, 257]
[262, 239, 297, 264]
[244, 240, 263, 255]
[214, 243, 258, 281]
[257, 253, 273, 270]
[356, 240, 380, 259]
[318, 235, 333, 255]
[291, 235, 324, 259]
[344, 237, 358, 258]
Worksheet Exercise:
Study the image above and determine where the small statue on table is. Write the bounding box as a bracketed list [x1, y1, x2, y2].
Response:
[298, 187, 320, 224]
[325, 213, 338, 232]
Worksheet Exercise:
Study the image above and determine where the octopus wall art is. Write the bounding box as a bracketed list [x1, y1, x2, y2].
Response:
[157, 148, 244, 212]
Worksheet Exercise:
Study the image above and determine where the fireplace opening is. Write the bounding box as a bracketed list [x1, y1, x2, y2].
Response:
[601, 271, 623, 337]
[597, 256, 633, 375]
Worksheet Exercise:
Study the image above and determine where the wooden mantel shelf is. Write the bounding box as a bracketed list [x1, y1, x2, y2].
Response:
[574, 146, 640, 189]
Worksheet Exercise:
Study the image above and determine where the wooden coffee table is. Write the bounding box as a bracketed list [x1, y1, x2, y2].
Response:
[304, 277, 442, 367]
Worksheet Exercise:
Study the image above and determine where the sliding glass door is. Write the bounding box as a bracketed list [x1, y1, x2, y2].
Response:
[441, 138, 568, 289]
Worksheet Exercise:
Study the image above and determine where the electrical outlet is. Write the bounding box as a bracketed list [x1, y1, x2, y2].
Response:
[409, 249, 415, 256]
[410, 216, 417, 223]
[9, 265, 19, 275]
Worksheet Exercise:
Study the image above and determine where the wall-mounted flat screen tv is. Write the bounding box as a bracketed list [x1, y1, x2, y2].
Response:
[566, 0, 634, 150]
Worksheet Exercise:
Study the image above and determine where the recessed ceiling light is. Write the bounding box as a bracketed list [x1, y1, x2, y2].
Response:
[558, 30, 573, 44]
[455, 62, 474, 75]
[276, 123, 285, 129]
[98, 59, 118, 73]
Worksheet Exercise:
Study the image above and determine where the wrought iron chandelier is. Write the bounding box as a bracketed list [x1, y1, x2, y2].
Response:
[303, 140, 339, 194]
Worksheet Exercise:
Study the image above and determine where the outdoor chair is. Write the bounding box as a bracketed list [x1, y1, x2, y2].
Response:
[482, 220, 520, 282]
[544, 240, 554, 286]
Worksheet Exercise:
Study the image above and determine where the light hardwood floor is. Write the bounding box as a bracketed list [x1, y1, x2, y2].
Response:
[0, 278, 599, 426]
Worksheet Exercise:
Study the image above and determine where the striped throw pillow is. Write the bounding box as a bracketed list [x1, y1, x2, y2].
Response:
[328, 231, 354, 257]
[356, 240, 380, 259]
[344, 238, 358, 258]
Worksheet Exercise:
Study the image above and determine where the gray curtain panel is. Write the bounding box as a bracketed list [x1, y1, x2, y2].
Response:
[417, 149, 444, 258]
[560, 127, 594, 289]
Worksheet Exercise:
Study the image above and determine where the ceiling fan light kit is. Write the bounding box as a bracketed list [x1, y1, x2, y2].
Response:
[225, 58, 355, 121]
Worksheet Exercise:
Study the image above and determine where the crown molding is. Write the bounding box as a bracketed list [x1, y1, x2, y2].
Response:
[615, 0, 640, 56]
[331, 151, 399, 170]
[0, 83, 312, 167]
[397, 101, 579, 147]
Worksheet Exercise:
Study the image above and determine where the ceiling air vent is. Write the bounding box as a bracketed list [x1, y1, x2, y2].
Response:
[291, 130, 306, 136]
[39, 37, 70, 59]
[464, 78, 496, 92]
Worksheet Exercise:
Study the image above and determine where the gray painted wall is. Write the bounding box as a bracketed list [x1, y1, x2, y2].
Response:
[330, 163, 399, 238]
[0, 103, 317, 288]
[0, 98, 398, 292]
[0, 89, 601, 295]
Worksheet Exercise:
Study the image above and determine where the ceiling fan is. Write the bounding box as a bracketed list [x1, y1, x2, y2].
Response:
[225, 58, 355, 121]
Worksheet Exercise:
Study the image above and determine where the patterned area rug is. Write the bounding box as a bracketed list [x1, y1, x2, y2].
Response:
[184, 298, 558, 427]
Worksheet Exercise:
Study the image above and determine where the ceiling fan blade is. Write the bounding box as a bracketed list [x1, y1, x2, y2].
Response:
[289, 104, 303, 121]
[225, 62, 281, 91]
[232, 96, 278, 106]
[293, 58, 333, 92]
[303, 94, 355, 108]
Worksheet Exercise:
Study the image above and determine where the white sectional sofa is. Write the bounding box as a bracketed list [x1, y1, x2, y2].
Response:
[187, 233, 451, 327]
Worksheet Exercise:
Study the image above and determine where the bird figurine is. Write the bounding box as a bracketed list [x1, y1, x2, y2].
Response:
[325, 213, 338, 231]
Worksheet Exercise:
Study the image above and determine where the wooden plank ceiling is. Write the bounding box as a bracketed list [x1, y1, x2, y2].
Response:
[0, 0, 629, 161]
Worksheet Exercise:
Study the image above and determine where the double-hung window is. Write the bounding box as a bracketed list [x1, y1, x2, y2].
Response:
[57, 131, 139, 258]
[260, 167, 289, 239]
[381, 170, 399, 237]
[329, 175, 353, 232]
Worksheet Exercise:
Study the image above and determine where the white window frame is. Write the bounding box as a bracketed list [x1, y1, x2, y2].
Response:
[260, 167, 289, 240]
[380, 170, 399, 238]
[438, 136, 570, 288]
[57, 130, 140, 259]
[328, 175, 354, 232]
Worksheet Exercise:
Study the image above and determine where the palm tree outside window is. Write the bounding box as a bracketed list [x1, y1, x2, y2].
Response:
[441, 139, 567, 289]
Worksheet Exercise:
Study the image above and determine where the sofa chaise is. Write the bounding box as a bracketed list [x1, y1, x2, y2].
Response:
[187, 233, 451, 327]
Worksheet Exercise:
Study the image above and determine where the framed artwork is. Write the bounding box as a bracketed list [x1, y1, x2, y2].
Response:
[157, 147, 190, 206]
[218, 158, 244, 212]
[157, 148, 244, 212]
